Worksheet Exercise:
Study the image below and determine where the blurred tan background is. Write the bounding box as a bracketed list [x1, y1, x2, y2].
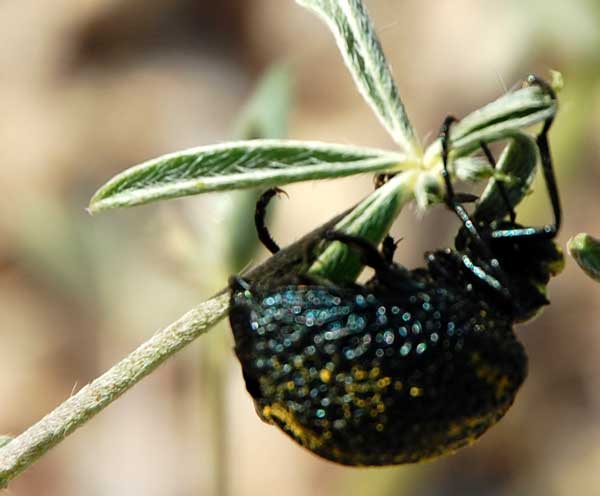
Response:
[1, 1, 600, 495]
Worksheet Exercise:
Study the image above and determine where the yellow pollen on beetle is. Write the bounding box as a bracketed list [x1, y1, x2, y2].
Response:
[377, 377, 391, 388]
[352, 366, 367, 380]
[410, 386, 423, 397]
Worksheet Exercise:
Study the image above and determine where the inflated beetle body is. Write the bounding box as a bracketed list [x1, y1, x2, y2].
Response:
[230, 229, 562, 465]
[229, 76, 563, 465]
[230, 272, 521, 465]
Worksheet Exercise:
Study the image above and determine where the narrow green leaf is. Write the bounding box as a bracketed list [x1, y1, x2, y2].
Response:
[0, 437, 11, 449]
[296, 0, 420, 156]
[89, 140, 405, 213]
[423, 83, 557, 163]
[452, 84, 556, 144]
[452, 109, 555, 158]
[568, 233, 600, 283]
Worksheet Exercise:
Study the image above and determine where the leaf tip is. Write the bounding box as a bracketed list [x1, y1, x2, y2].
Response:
[87, 195, 111, 215]
[86, 197, 103, 215]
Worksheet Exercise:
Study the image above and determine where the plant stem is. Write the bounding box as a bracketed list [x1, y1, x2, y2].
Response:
[0, 293, 230, 488]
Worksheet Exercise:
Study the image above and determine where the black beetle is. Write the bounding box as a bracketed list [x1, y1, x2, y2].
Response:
[228, 76, 563, 466]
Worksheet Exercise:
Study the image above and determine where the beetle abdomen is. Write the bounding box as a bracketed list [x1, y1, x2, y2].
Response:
[230, 283, 527, 465]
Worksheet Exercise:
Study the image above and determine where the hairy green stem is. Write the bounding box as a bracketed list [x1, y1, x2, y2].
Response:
[0, 293, 230, 488]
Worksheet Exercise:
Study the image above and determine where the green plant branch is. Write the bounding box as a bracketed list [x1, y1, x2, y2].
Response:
[0, 293, 230, 488]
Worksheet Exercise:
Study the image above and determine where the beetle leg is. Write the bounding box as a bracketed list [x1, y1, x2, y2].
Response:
[439, 116, 512, 297]
[440, 116, 495, 257]
[322, 230, 418, 291]
[323, 231, 390, 272]
[255, 187, 288, 254]
[382, 235, 399, 264]
[489, 75, 561, 240]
